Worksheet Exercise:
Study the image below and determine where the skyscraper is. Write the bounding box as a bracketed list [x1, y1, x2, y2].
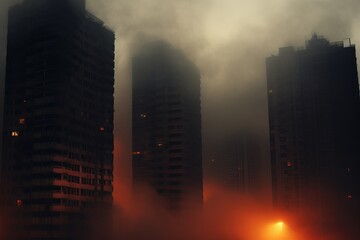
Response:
[267, 35, 360, 238]
[132, 42, 203, 210]
[208, 132, 261, 194]
[0, 0, 115, 239]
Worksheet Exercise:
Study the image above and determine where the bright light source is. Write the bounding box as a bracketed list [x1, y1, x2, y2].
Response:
[11, 131, 19, 137]
[264, 221, 286, 240]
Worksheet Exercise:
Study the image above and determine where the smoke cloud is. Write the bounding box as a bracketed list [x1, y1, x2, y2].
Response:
[82, 183, 349, 240]
[1, 0, 360, 238]
[82, 0, 360, 203]
[1, 0, 360, 202]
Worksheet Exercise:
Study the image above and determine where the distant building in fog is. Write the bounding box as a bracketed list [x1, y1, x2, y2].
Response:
[1, 0, 114, 239]
[267, 34, 360, 239]
[132, 41, 203, 209]
[208, 132, 262, 195]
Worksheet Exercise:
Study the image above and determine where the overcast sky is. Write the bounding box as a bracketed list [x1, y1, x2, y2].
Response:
[1, 0, 360, 203]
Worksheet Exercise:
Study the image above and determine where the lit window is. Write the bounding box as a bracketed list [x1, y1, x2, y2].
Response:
[140, 113, 147, 118]
[132, 151, 141, 155]
[11, 131, 19, 137]
[157, 143, 164, 147]
[287, 161, 292, 167]
[347, 195, 353, 200]
[99, 127, 105, 132]
[19, 118, 26, 125]
[17, 199, 22, 207]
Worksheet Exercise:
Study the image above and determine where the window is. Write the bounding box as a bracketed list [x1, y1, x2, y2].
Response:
[11, 131, 19, 137]
[19, 118, 26, 125]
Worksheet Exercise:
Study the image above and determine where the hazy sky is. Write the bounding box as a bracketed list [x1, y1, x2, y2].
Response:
[1, 0, 360, 203]
[84, 0, 360, 200]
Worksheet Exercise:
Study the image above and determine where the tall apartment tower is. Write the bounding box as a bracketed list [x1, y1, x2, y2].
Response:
[208, 132, 260, 194]
[0, 0, 115, 239]
[132, 42, 203, 209]
[267, 35, 360, 238]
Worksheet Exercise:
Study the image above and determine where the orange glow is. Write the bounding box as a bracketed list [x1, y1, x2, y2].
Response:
[101, 178, 331, 240]
[19, 118, 26, 124]
[132, 151, 141, 155]
[287, 161, 292, 167]
[263, 222, 285, 240]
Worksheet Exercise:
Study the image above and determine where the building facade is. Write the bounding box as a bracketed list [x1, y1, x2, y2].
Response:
[208, 132, 261, 194]
[267, 35, 360, 238]
[132, 42, 203, 210]
[0, 0, 115, 239]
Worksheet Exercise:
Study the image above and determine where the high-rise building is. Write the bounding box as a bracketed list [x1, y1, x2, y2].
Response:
[208, 132, 261, 194]
[132, 42, 203, 210]
[267, 35, 360, 238]
[0, 0, 115, 239]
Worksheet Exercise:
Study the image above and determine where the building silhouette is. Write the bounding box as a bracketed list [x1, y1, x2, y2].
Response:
[132, 42, 203, 209]
[0, 0, 115, 239]
[267, 35, 360, 239]
[208, 132, 262, 194]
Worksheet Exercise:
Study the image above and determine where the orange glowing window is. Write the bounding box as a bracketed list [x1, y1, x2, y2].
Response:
[132, 151, 141, 155]
[287, 161, 292, 167]
[17, 199, 22, 207]
[11, 131, 19, 137]
[19, 118, 26, 125]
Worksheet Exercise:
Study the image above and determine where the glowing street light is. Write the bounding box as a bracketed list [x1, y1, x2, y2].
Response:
[264, 221, 287, 240]
[277, 222, 284, 240]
